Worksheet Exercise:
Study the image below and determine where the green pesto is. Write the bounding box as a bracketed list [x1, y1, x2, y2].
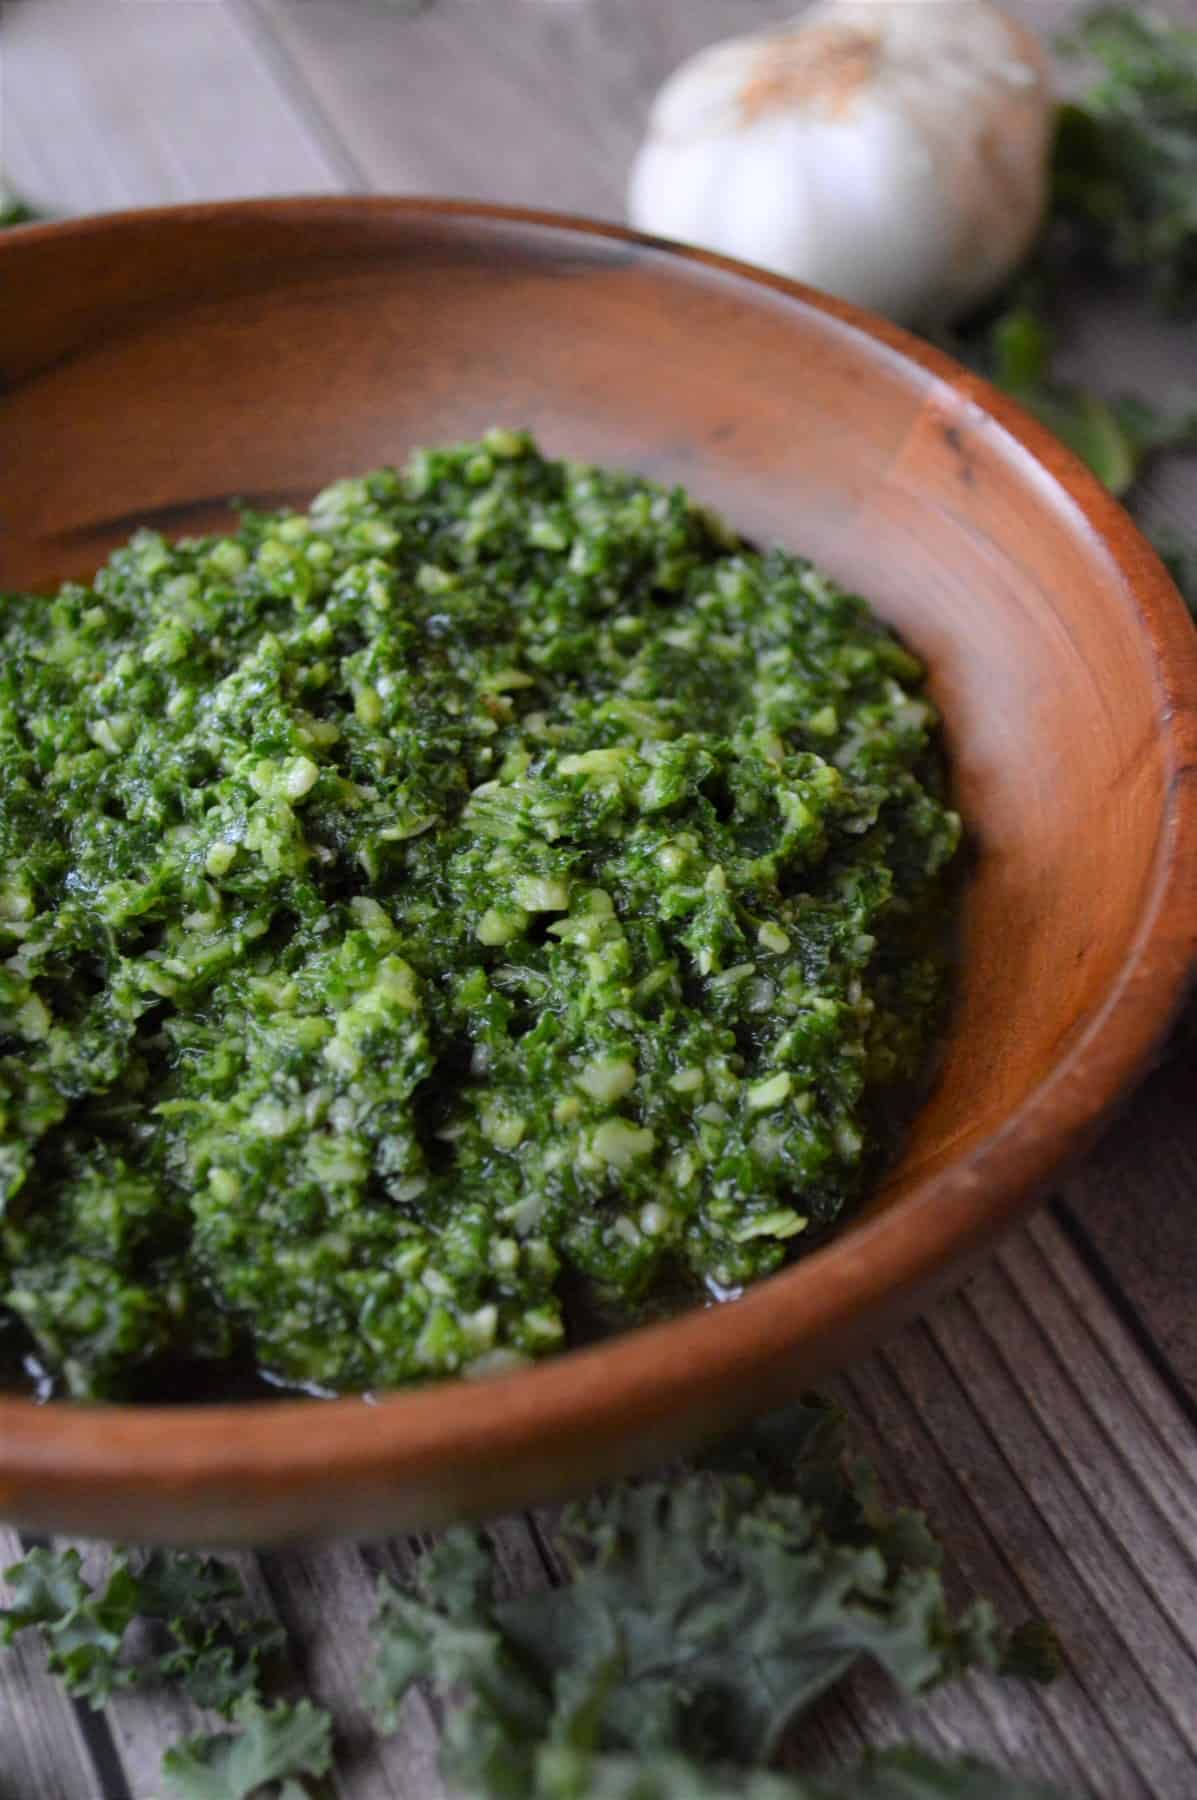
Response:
[0, 434, 960, 1400]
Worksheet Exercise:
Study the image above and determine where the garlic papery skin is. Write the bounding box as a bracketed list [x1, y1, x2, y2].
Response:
[627, 0, 1054, 327]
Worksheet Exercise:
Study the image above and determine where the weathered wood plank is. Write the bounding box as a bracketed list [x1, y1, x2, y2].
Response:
[246, 0, 786, 215]
[50, 1539, 449, 1799]
[1054, 1056, 1197, 1408]
[56, 1541, 248, 1800]
[0, 1530, 119, 1800]
[2, 1531, 455, 1799]
[0, 0, 342, 215]
[834, 1212, 1197, 1800]
[261, 1541, 445, 1800]
[837, 1347, 1116, 1799]
[245, 0, 1174, 222]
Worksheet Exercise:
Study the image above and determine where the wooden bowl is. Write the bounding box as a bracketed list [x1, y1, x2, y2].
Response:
[1, 200, 1194, 1545]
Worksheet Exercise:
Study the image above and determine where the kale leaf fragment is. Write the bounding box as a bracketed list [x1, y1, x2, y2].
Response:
[161, 1697, 333, 1800]
[1053, 7, 1197, 314]
[0, 1545, 283, 1714]
[531, 1747, 1065, 1800]
[0, 180, 38, 228]
[369, 1399, 1063, 1800]
[940, 9, 1197, 616]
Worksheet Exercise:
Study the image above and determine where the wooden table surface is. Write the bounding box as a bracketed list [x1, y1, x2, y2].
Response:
[1, 3, 1195, 1796]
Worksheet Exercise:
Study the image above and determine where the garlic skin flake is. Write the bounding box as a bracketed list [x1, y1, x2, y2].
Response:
[627, 0, 1054, 326]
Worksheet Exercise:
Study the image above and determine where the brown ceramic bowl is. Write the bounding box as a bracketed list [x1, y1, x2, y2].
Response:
[1, 200, 1194, 1545]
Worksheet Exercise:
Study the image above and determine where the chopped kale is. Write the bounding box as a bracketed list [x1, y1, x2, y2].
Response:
[0, 435, 958, 1399]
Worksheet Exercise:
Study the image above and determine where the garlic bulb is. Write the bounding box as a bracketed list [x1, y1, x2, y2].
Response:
[627, 0, 1054, 326]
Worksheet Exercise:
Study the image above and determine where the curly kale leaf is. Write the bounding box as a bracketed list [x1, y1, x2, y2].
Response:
[0, 1548, 146, 1706]
[133, 1550, 287, 1715]
[533, 1748, 1065, 1800]
[948, 299, 1197, 500]
[369, 1399, 1055, 1799]
[368, 1531, 550, 1799]
[0, 181, 38, 227]
[953, 298, 1196, 618]
[161, 1697, 333, 1800]
[1, 1546, 283, 1714]
[939, 11, 1197, 581]
[1053, 8, 1197, 313]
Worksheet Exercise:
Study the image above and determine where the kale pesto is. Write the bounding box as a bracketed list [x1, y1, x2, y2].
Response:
[0, 433, 960, 1400]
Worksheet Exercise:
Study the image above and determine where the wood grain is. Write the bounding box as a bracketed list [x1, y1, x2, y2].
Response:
[1055, 1055, 1197, 1407]
[0, 1531, 103, 1800]
[244, 0, 1190, 220]
[0, 0, 341, 213]
[799, 1209, 1197, 1800]
[258, 1542, 446, 1800]
[62, 1540, 219, 1800]
[244, 0, 785, 216]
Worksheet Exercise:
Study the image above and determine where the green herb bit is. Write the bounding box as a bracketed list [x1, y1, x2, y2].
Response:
[531, 1747, 1066, 1799]
[161, 1696, 333, 1800]
[0, 1546, 283, 1714]
[368, 1398, 1060, 1799]
[1054, 8, 1197, 314]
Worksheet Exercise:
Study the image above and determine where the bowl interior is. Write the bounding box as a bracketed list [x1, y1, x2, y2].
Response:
[0, 202, 1192, 1541]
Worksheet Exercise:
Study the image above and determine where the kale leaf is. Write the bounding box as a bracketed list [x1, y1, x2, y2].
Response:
[160, 1697, 333, 1800]
[1053, 8, 1197, 314]
[0, 1546, 283, 1714]
[532, 1748, 1065, 1800]
[951, 298, 1197, 501]
[0, 1547, 143, 1707]
[0, 181, 37, 227]
[369, 1399, 1059, 1800]
[961, 290, 1197, 616]
[1, 1408, 1064, 1797]
[937, 10, 1197, 617]
[938, 10, 1197, 613]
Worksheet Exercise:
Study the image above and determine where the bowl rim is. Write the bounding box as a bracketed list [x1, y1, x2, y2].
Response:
[1, 196, 1195, 1522]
